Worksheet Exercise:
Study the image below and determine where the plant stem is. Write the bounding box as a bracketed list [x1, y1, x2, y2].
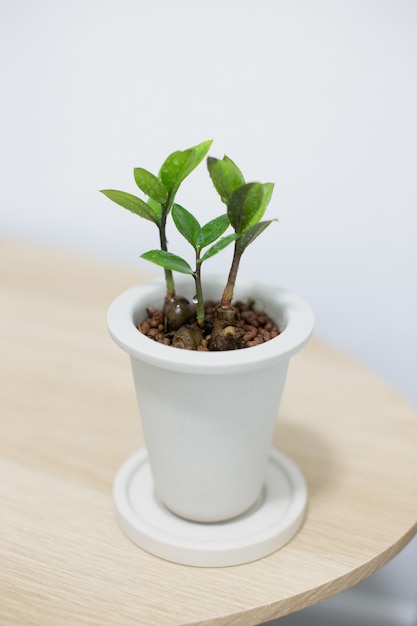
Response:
[194, 250, 205, 327]
[160, 190, 176, 299]
[220, 241, 241, 308]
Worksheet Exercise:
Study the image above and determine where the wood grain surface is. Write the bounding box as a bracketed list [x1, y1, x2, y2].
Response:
[1, 239, 417, 626]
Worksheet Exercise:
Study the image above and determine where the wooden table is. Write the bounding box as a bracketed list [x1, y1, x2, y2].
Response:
[1, 239, 417, 626]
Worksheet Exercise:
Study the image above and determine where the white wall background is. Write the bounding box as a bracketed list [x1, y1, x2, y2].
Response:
[1, 1, 416, 623]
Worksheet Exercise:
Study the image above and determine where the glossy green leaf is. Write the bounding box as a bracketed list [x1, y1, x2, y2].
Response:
[199, 233, 239, 263]
[227, 183, 264, 233]
[133, 168, 168, 204]
[172, 204, 201, 249]
[159, 150, 192, 193]
[100, 189, 159, 224]
[198, 214, 230, 249]
[141, 250, 193, 275]
[146, 198, 163, 226]
[192, 139, 213, 171]
[236, 220, 277, 254]
[207, 155, 245, 205]
[159, 139, 213, 193]
[243, 182, 274, 230]
[261, 182, 274, 212]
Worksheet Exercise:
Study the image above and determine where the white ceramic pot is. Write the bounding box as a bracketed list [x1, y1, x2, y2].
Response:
[107, 276, 314, 523]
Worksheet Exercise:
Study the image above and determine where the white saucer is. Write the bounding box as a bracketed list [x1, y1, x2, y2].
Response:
[113, 448, 308, 567]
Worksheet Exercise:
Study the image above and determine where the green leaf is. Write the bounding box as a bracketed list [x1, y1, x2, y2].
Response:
[159, 139, 213, 193]
[243, 182, 275, 230]
[261, 182, 274, 212]
[159, 150, 193, 194]
[141, 250, 194, 274]
[198, 214, 230, 249]
[199, 233, 239, 263]
[146, 198, 163, 226]
[236, 220, 277, 254]
[133, 168, 168, 204]
[227, 183, 264, 233]
[172, 204, 201, 249]
[100, 189, 159, 224]
[207, 155, 245, 205]
[192, 139, 213, 170]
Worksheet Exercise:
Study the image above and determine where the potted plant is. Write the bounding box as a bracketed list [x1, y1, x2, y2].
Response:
[102, 140, 314, 567]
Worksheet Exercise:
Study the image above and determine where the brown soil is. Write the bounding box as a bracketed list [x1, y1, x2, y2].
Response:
[138, 300, 280, 351]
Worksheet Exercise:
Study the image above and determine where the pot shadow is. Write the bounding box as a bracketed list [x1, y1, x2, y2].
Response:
[272, 413, 342, 500]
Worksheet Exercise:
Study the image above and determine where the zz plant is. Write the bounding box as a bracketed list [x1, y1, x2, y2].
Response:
[101, 139, 213, 329]
[101, 140, 276, 351]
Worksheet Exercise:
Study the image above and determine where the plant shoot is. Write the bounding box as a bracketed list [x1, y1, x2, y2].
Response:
[101, 141, 278, 350]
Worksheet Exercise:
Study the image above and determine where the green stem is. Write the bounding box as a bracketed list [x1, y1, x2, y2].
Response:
[194, 250, 205, 327]
[220, 240, 241, 308]
[160, 190, 176, 300]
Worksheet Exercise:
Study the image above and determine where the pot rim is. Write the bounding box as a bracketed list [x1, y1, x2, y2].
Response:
[107, 276, 314, 374]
